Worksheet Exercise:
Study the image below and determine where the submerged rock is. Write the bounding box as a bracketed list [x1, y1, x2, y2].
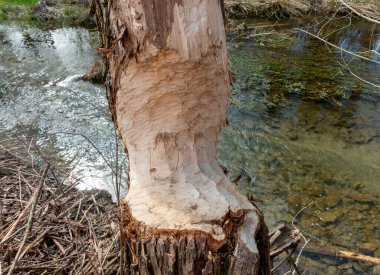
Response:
[347, 190, 373, 203]
[316, 193, 341, 208]
[287, 132, 299, 141]
[338, 262, 353, 270]
[319, 209, 341, 223]
[307, 183, 325, 197]
[350, 181, 363, 190]
[327, 266, 338, 273]
[373, 265, 380, 275]
[352, 262, 365, 273]
[360, 242, 378, 253]
[375, 248, 380, 258]
[83, 60, 104, 84]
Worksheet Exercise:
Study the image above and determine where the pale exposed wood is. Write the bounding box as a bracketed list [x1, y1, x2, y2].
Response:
[93, 0, 271, 273]
[110, 0, 255, 240]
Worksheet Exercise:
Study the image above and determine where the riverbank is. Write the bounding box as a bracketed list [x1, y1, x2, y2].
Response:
[225, 0, 379, 20]
[0, 147, 119, 274]
[1, 0, 379, 28]
[0, 0, 94, 28]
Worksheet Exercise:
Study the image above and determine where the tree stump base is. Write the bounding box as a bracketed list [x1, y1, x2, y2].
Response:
[121, 203, 271, 275]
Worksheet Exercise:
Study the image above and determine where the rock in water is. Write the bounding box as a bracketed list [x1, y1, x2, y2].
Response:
[57, 74, 83, 88]
[83, 60, 104, 84]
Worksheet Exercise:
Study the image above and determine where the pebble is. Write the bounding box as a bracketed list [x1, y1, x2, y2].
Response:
[327, 266, 338, 274]
[338, 262, 353, 270]
[307, 183, 325, 197]
[322, 256, 338, 265]
[357, 204, 370, 211]
[352, 262, 364, 273]
[347, 212, 365, 221]
[351, 181, 362, 190]
[373, 265, 380, 274]
[316, 194, 341, 208]
[335, 235, 351, 246]
[360, 242, 378, 253]
[287, 132, 299, 141]
[242, 119, 254, 129]
[319, 209, 341, 223]
[347, 190, 372, 203]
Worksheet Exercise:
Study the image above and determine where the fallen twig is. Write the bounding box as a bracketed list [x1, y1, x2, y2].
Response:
[0, 148, 119, 274]
[300, 244, 380, 265]
[7, 164, 49, 275]
[337, 0, 380, 25]
[295, 28, 380, 64]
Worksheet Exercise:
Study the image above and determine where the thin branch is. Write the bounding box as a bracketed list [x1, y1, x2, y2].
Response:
[338, 61, 380, 88]
[322, 16, 352, 40]
[337, 0, 380, 25]
[317, 11, 340, 37]
[295, 28, 380, 64]
[7, 164, 50, 275]
[52, 131, 117, 176]
[114, 127, 120, 205]
[290, 202, 314, 275]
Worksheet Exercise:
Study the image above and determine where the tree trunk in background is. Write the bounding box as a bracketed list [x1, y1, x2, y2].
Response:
[93, 0, 271, 274]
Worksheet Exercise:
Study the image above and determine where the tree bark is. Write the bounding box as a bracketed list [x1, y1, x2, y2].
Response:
[93, 0, 271, 274]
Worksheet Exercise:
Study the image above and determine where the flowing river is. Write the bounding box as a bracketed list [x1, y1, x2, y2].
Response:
[0, 17, 379, 273]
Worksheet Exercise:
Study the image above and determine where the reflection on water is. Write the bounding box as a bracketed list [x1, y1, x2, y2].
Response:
[0, 24, 127, 200]
[218, 17, 380, 273]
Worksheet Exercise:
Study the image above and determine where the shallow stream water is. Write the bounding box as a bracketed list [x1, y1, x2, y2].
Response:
[0, 24, 127, 200]
[0, 17, 379, 274]
[219, 17, 380, 274]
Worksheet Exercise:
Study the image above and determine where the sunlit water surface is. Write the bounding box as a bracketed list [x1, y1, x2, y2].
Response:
[218, 17, 380, 274]
[0, 25, 127, 201]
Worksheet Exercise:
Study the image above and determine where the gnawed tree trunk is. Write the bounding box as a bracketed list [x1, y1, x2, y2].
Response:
[93, 0, 271, 274]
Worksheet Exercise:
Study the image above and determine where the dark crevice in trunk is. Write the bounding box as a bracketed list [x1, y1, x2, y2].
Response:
[255, 210, 272, 275]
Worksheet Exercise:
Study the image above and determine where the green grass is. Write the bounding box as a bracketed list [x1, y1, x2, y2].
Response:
[0, 0, 95, 28]
[0, 0, 37, 21]
[0, 2, 25, 21]
[0, 0, 38, 6]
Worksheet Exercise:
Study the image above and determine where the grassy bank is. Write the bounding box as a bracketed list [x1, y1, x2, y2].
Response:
[225, 0, 380, 20]
[0, 0, 36, 21]
[0, 0, 94, 28]
[1, 0, 379, 27]
[1, 0, 37, 4]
